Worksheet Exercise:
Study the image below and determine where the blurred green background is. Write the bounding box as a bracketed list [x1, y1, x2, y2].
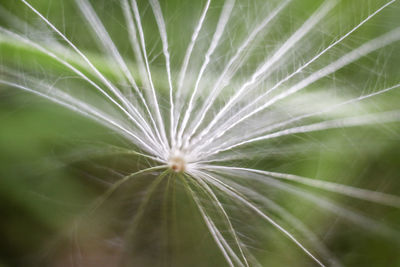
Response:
[1, 0, 400, 266]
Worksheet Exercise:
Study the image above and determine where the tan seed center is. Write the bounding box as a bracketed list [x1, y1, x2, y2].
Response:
[168, 155, 186, 173]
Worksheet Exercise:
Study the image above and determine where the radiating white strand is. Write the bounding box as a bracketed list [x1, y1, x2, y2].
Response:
[201, 82, 400, 157]
[206, 174, 342, 267]
[4, 73, 134, 147]
[195, 26, 400, 153]
[206, 168, 400, 240]
[184, 0, 292, 144]
[182, 177, 235, 267]
[76, 0, 140, 92]
[121, 0, 147, 85]
[189, 176, 248, 267]
[130, 0, 170, 153]
[174, 0, 212, 145]
[0, 80, 159, 155]
[176, 0, 211, 96]
[194, 145, 305, 164]
[189, 173, 249, 267]
[204, 110, 400, 157]
[75, 0, 163, 153]
[75, 0, 162, 152]
[192, 0, 336, 147]
[120, 0, 165, 153]
[194, 170, 326, 267]
[229, 182, 342, 267]
[90, 165, 168, 214]
[148, 0, 175, 147]
[199, 0, 396, 147]
[206, 166, 400, 208]
[60, 144, 164, 165]
[0, 27, 162, 156]
[121, 0, 153, 99]
[0, 80, 118, 135]
[18, 77, 152, 153]
[0, 5, 58, 44]
[20, 0, 151, 143]
[177, 0, 235, 147]
[117, 171, 169, 256]
[0, 31, 160, 155]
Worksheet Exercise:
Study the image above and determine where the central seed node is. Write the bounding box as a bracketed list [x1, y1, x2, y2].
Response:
[168, 150, 186, 173]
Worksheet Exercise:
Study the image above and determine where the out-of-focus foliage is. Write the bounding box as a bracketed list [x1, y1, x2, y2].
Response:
[1, 0, 400, 266]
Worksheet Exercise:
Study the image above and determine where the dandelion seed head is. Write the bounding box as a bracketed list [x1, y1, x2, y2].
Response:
[1, 0, 400, 266]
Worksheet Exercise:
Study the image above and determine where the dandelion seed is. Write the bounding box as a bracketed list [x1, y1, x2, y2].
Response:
[0, 0, 400, 266]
